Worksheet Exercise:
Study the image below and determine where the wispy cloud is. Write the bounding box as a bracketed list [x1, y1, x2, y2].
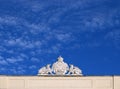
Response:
[0, 60, 8, 65]
[6, 57, 23, 63]
[55, 33, 73, 42]
[5, 38, 42, 49]
[0, 56, 8, 65]
[9, 67, 26, 75]
[31, 57, 40, 62]
[29, 65, 37, 69]
[0, 0, 120, 75]
[0, 16, 18, 26]
[105, 29, 120, 48]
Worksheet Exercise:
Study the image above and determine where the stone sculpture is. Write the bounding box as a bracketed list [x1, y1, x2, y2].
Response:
[38, 56, 83, 76]
[52, 56, 69, 75]
[68, 64, 82, 75]
[38, 64, 52, 75]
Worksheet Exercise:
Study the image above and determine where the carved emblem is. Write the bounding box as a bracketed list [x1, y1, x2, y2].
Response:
[52, 56, 69, 75]
[38, 56, 83, 76]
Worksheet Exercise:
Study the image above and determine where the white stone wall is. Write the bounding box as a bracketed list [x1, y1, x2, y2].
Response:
[0, 76, 120, 89]
[114, 76, 120, 89]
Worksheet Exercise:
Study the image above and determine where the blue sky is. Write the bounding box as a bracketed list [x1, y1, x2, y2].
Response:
[0, 0, 120, 75]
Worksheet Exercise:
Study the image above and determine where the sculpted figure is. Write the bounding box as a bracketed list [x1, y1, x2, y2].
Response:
[68, 64, 82, 75]
[37, 56, 83, 76]
[52, 56, 69, 75]
[38, 64, 52, 75]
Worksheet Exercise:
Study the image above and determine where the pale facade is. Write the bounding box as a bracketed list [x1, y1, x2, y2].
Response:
[0, 75, 120, 89]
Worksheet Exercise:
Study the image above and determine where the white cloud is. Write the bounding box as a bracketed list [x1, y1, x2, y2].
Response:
[84, 16, 105, 28]
[0, 15, 50, 35]
[58, 33, 72, 42]
[0, 68, 6, 71]
[0, 46, 7, 52]
[105, 30, 120, 43]
[0, 16, 18, 26]
[20, 53, 28, 59]
[6, 58, 17, 63]
[0, 60, 8, 65]
[31, 57, 40, 62]
[0, 15, 75, 55]
[7, 39, 16, 46]
[0, 0, 118, 66]
[105, 30, 120, 48]
[38, 43, 61, 55]
[0, 56, 8, 65]
[0, 55, 3, 60]
[5, 38, 42, 49]
[10, 68, 25, 74]
[25, 22, 50, 34]
[6, 57, 23, 63]
[29, 65, 37, 69]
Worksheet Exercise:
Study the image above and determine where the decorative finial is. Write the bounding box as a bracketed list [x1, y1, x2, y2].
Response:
[57, 56, 64, 62]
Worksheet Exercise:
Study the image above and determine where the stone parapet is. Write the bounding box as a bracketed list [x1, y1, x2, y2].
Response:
[0, 76, 120, 89]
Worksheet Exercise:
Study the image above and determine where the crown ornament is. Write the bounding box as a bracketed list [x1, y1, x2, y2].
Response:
[38, 56, 83, 76]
